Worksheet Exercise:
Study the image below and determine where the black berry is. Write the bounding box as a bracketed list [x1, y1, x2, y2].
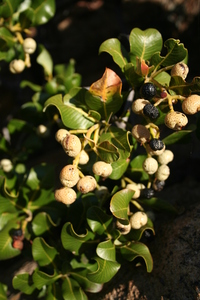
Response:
[13, 229, 23, 237]
[143, 229, 155, 242]
[140, 188, 154, 199]
[149, 139, 164, 151]
[141, 83, 157, 99]
[153, 179, 165, 192]
[143, 103, 159, 119]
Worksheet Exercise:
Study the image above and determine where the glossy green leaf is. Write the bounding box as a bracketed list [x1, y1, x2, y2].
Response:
[99, 38, 128, 69]
[123, 63, 144, 89]
[110, 189, 134, 221]
[46, 283, 63, 300]
[129, 28, 163, 65]
[151, 38, 187, 69]
[87, 257, 120, 283]
[110, 158, 130, 180]
[12, 273, 35, 295]
[25, 163, 55, 190]
[32, 212, 57, 236]
[61, 222, 95, 255]
[120, 241, 153, 272]
[0, 27, 15, 48]
[62, 277, 88, 300]
[96, 240, 116, 261]
[128, 154, 149, 182]
[70, 269, 103, 293]
[0, 219, 21, 260]
[169, 76, 200, 95]
[44, 93, 95, 130]
[32, 237, 58, 266]
[0, 0, 21, 18]
[32, 269, 61, 289]
[0, 282, 7, 299]
[154, 71, 171, 86]
[162, 129, 193, 145]
[139, 197, 178, 214]
[96, 140, 119, 163]
[87, 206, 113, 235]
[20, 80, 42, 92]
[37, 45, 53, 78]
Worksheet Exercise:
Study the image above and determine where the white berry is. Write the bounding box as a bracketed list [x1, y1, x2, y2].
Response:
[36, 125, 50, 138]
[155, 164, 170, 181]
[164, 111, 188, 130]
[92, 161, 113, 177]
[182, 94, 200, 115]
[59, 164, 79, 187]
[0, 159, 13, 172]
[62, 134, 82, 157]
[116, 220, 131, 235]
[9, 59, 25, 74]
[77, 176, 97, 194]
[55, 129, 69, 143]
[130, 211, 148, 229]
[171, 63, 189, 80]
[143, 157, 158, 175]
[126, 183, 140, 199]
[131, 124, 150, 144]
[23, 38, 37, 54]
[78, 150, 89, 165]
[54, 187, 76, 205]
[132, 99, 150, 115]
[157, 149, 174, 165]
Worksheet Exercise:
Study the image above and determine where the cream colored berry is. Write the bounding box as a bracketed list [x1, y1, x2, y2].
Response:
[78, 150, 89, 165]
[155, 164, 170, 181]
[146, 143, 166, 156]
[36, 125, 50, 138]
[126, 183, 140, 199]
[9, 59, 25, 74]
[132, 99, 150, 115]
[164, 111, 188, 130]
[92, 161, 113, 177]
[77, 176, 97, 194]
[130, 211, 148, 229]
[157, 149, 174, 165]
[54, 187, 76, 205]
[23, 38, 37, 54]
[0, 159, 13, 172]
[143, 157, 158, 175]
[55, 129, 69, 143]
[62, 134, 81, 157]
[182, 94, 200, 115]
[131, 124, 150, 144]
[59, 164, 79, 187]
[116, 220, 131, 235]
[171, 63, 189, 80]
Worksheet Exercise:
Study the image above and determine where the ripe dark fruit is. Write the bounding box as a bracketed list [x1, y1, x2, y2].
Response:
[143, 103, 159, 119]
[13, 229, 23, 237]
[141, 83, 157, 99]
[153, 179, 165, 192]
[140, 188, 154, 199]
[149, 139, 164, 151]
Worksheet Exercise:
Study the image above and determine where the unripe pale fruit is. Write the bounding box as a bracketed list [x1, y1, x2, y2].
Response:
[182, 94, 200, 115]
[59, 164, 79, 187]
[9, 59, 25, 74]
[23, 38, 37, 54]
[143, 157, 158, 175]
[54, 187, 76, 205]
[130, 211, 148, 229]
[126, 183, 140, 199]
[164, 111, 188, 130]
[78, 150, 89, 165]
[77, 176, 97, 194]
[157, 149, 174, 165]
[92, 161, 113, 177]
[36, 125, 50, 138]
[0, 159, 13, 172]
[116, 220, 131, 235]
[62, 134, 82, 157]
[155, 164, 170, 181]
[132, 99, 150, 115]
[131, 124, 150, 144]
[171, 63, 189, 80]
[55, 129, 69, 143]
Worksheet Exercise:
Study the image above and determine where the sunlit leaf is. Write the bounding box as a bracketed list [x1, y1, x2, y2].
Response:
[96, 240, 116, 261]
[32, 269, 61, 289]
[70, 269, 103, 293]
[20, 80, 42, 92]
[62, 277, 88, 300]
[162, 129, 193, 145]
[32, 237, 58, 266]
[120, 241, 153, 272]
[32, 212, 57, 236]
[12, 273, 35, 295]
[110, 158, 130, 180]
[37, 45, 53, 78]
[0, 282, 7, 299]
[0, 28, 16, 48]
[170, 76, 200, 95]
[110, 189, 134, 221]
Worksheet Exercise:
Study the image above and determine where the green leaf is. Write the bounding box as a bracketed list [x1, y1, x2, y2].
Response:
[32, 269, 61, 290]
[62, 277, 88, 300]
[87, 257, 120, 283]
[32, 237, 58, 266]
[129, 28, 163, 65]
[12, 273, 35, 295]
[128, 154, 149, 182]
[32, 212, 57, 236]
[99, 38, 129, 69]
[0, 282, 7, 299]
[61, 222, 95, 255]
[46, 283, 63, 300]
[0, 0, 21, 18]
[110, 158, 129, 180]
[25, 163, 55, 190]
[151, 39, 187, 69]
[96, 240, 116, 261]
[86, 206, 113, 235]
[169, 76, 200, 95]
[37, 44, 53, 78]
[43, 93, 95, 130]
[20, 80, 42, 92]
[96, 140, 119, 163]
[0, 219, 21, 260]
[110, 189, 134, 221]
[162, 129, 193, 145]
[154, 71, 171, 86]
[120, 241, 153, 272]
[139, 197, 178, 214]
[70, 269, 103, 293]
[0, 27, 15, 48]
[126, 217, 155, 241]
[123, 63, 144, 89]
